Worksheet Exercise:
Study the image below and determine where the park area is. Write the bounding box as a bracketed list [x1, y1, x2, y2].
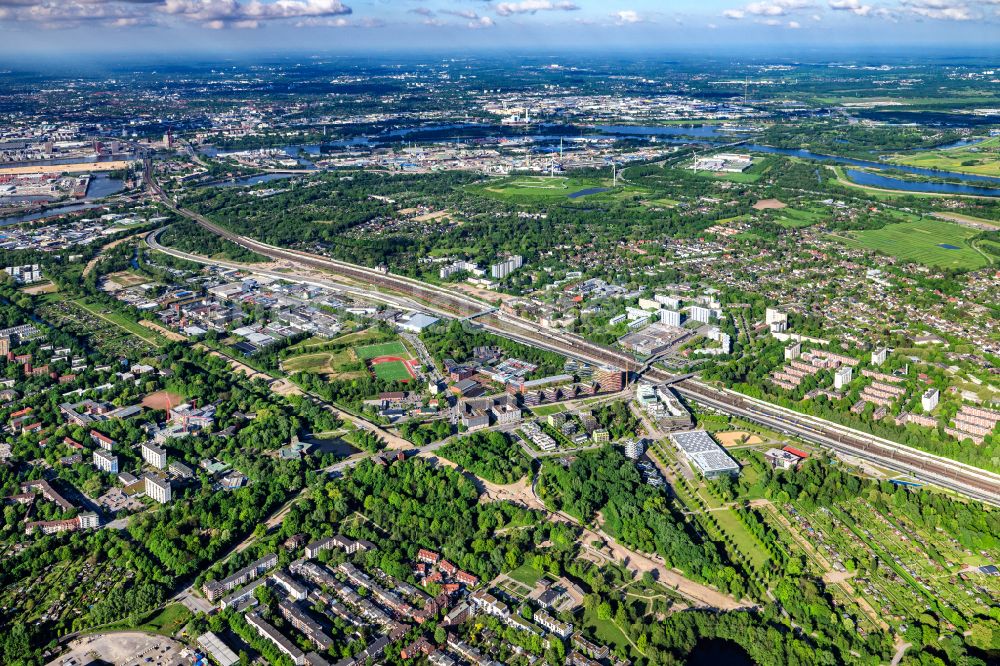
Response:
[831, 218, 991, 270]
[471, 175, 638, 203]
[280, 331, 417, 383]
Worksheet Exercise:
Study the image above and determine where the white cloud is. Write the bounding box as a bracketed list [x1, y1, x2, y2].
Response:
[494, 0, 579, 17]
[614, 9, 642, 24]
[829, 0, 873, 16]
[899, 0, 977, 20]
[161, 0, 352, 28]
[723, 0, 813, 20]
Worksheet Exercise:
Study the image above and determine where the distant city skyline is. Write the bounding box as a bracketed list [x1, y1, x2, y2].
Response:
[1, 0, 999, 55]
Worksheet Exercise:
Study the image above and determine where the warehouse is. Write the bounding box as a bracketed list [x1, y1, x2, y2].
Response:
[670, 430, 740, 479]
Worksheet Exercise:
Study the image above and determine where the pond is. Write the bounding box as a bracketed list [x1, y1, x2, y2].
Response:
[568, 187, 611, 199]
[685, 638, 756, 666]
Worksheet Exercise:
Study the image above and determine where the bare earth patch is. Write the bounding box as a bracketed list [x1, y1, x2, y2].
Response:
[714, 431, 763, 447]
[753, 198, 787, 210]
[142, 390, 186, 410]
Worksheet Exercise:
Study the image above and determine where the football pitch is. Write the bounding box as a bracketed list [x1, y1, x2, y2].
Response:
[372, 360, 414, 382]
[832, 219, 990, 270]
[355, 341, 409, 361]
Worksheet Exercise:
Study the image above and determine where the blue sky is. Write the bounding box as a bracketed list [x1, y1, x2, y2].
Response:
[0, 0, 998, 54]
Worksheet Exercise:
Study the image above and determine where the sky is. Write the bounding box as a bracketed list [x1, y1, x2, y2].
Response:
[0, 0, 999, 55]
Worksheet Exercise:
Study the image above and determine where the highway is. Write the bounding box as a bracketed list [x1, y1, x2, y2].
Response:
[143, 160, 1000, 505]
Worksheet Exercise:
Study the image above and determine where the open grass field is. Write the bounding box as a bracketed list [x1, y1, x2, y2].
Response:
[581, 605, 635, 658]
[355, 340, 408, 361]
[531, 404, 567, 417]
[774, 208, 828, 228]
[471, 175, 614, 202]
[508, 563, 545, 587]
[890, 136, 1000, 177]
[372, 359, 414, 382]
[106, 271, 150, 287]
[830, 218, 991, 270]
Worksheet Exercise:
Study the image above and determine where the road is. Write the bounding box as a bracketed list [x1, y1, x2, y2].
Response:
[142, 161, 1000, 505]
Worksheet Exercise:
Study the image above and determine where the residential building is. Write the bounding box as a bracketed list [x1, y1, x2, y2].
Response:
[624, 440, 644, 460]
[689, 305, 712, 324]
[660, 309, 682, 328]
[784, 342, 801, 361]
[144, 474, 171, 504]
[246, 612, 306, 666]
[922, 388, 939, 413]
[834, 366, 853, 390]
[93, 448, 118, 474]
[535, 610, 573, 639]
[141, 441, 167, 469]
[872, 347, 889, 366]
[490, 255, 523, 280]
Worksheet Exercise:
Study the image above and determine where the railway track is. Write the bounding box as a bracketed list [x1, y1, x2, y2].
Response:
[144, 161, 1000, 505]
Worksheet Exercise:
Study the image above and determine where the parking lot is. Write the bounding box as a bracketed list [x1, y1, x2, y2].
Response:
[48, 631, 189, 666]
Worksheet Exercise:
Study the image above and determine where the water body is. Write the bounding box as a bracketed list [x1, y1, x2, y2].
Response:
[938, 244, 961, 250]
[0, 175, 125, 227]
[85, 174, 125, 199]
[567, 187, 611, 199]
[933, 138, 987, 150]
[844, 168, 1000, 197]
[685, 638, 755, 666]
[593, 124, 728, 138]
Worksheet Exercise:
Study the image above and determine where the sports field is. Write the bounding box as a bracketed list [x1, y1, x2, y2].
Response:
[831, 218, 990, 270]
[372, 359, 414, 382]
[355, 341, 408, 361]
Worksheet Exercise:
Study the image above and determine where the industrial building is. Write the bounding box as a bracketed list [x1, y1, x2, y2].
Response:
[670, 430, 740, 479]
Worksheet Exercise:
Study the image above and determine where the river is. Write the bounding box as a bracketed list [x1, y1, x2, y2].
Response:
[196, 123, 1000, 197]
[0, 174, 126, 227]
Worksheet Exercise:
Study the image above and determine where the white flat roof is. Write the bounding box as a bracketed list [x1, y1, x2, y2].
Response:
[671, 430, 740, 474]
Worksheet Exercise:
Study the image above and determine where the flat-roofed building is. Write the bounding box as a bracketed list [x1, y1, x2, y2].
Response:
[144, 474, 171, 504]
[203, 552, 278, 601]
[198, 632, 240, 666]
[670, 431, 740, 479]
[921, 387, 939, 413]
[141, 441, 167, 469]
[246, 612, 306, 665]
[93, 448, 118, 474]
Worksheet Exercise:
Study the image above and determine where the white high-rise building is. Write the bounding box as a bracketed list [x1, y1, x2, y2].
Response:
[784, 342, 801, 361]
[93, 448, 118, 474]
[921, 388, 939, 413]
[872, 347, 889, 366]
[765, 308, 787, 326]
[655, 294, 683, 310]
[144, 474, 171, 504]
[834, 366, 853, 390]
[141, 441, 167, 469]
[661, 309, 682, 328]
[490, 255, 523, 280]
[690, 306, 712, 324]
